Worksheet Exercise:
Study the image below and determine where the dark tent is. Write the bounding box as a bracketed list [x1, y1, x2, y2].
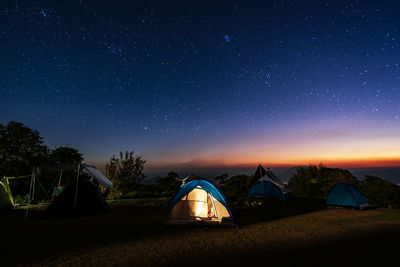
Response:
[247, 181, 285, 200]
[44, 179, 107, 217]
[254, 164, 268, 181]
[326, 183, 370, 210]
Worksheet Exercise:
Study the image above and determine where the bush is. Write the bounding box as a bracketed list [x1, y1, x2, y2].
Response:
[106, 151, 146, 198]
[288, 164, 358, 199]
[220, 174, 253, 197]
[14, 194, 29, 205]
[359, 176, 400, 208]
[153, 171, 181, 196]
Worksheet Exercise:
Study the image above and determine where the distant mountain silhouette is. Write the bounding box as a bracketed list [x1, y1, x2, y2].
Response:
[143, 166, 400, 185]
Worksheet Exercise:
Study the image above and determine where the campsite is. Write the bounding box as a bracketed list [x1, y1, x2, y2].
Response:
[1, 123, 400, 266]
[2, 0, 400, 266]
[1, 163, 400, 266]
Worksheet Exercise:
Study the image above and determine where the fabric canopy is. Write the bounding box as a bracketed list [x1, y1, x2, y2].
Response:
[166, 179, 235, 226]
[247, 180, 285, 199]
[326, 183, 370, 209]
[82, 164, 112, 188]
[168, 180, 228, 211]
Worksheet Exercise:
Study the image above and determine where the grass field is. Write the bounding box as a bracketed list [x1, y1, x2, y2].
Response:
[1, 198, 400, 266]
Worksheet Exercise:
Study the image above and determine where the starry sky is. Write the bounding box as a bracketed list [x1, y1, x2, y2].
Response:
[1, 0, 400, 173]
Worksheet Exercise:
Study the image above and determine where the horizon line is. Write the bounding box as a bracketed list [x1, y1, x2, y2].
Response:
[87, 159, 400, 172]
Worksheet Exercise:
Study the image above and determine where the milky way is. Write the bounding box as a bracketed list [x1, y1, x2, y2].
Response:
[1, 1, 399, 168]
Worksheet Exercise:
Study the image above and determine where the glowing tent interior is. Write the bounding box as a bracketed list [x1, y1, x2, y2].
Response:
[165, 180, 235, 226]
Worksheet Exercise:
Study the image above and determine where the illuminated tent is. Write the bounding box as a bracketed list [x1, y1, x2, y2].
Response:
[165, 180, 235, 226]
[247, 180, 285, 200]
[326, 183, 370, 210]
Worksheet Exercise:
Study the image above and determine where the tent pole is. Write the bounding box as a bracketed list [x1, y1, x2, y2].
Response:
[5, 177, 15, 206]
[31, 170, 36, 201]
[73, 163, 80, 214]
[25, 169, 35, 223]
[210, 194, 218, 219]
[58, 169, 63, 187]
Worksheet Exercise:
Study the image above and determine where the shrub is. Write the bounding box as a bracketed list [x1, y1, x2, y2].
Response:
[288, 164, 358, 199]
[220, 174, 253, 197]
[359, 176, 400, 208]
[106, 151, 145, 198]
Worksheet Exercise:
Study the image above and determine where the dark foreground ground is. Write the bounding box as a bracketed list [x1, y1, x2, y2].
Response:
[1, 198, 400, 266]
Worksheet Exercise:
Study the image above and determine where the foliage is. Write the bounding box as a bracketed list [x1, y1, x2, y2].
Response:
[154, 171, 181, 195]
[214, 173, 229, 186]
[288, 164, 358, 199]
[220, 174, 253, 197]
[0, 121, 49, 177]
[49, 146, 83, 164]
[13, 194, 29, 205]
[106, 151, 146, 198]
[0, 121, 49, 198]
[359, 176, 400, 208]
[0, 122, 86, 200]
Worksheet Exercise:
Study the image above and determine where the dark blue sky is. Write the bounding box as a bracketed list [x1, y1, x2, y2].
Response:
[1, 0, 400, 170]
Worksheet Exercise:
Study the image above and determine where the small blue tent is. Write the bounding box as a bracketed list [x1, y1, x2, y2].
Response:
[165, 180, 235, 226]
[247, 181, 285, 200]
[326, 183, 370, 209]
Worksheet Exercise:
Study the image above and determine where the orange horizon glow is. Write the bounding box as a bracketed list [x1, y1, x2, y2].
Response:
[143, 157, 400, 170]
[141, 124, 400, 170]
[88, 121, 400, 171]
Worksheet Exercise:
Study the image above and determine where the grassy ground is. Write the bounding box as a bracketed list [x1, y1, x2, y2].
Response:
[1, 198, 400, 266]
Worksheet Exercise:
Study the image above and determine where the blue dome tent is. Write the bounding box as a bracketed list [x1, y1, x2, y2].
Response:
[247, 181, 285, 200]
[165, 180, 235, 226]
[326, 183, 370, 210]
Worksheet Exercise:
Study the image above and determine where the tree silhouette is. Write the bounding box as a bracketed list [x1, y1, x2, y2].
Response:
[106, 151, 146, 197]
[0, 121, 48, 177]
[50, 146, 83, 164]
[359, 175, 400, 208]
[288, 164, 359, 199]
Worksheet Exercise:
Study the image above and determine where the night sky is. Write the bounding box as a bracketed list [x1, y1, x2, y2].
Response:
[1, 1, 400, 172]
